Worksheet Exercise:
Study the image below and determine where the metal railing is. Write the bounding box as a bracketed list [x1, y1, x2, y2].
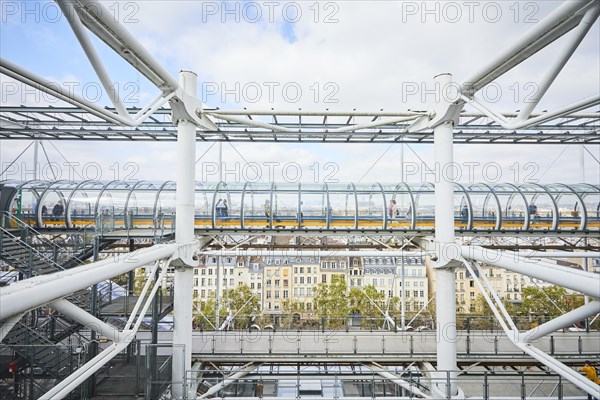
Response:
[184, 367, 589, 399]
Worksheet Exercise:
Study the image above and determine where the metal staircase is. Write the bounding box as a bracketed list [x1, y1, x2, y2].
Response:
[0, 215, 124, 399]
[2, 322, 76, 379]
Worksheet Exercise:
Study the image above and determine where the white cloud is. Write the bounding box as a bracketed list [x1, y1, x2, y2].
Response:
[1, 0, 598, 185]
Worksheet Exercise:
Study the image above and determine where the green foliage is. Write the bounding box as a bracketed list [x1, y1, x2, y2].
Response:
[313, 275, 349, 328]
[194, 284, 259, 329]
[281, 300, 304, 328]
[474, 294, 515, 316]
[520, 285, 583, 317]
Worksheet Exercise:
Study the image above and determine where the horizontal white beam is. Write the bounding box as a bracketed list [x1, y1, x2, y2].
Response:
[522, 301, 600, 342]
[460, 246, 600, 298]
[522, 251, 599, 258]
[50, 298, 122, 343]
[201, 250, 426, 258]
[0, 244, 177, 320]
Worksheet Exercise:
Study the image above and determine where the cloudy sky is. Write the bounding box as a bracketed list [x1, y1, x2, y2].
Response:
[1, 0, 599, 185]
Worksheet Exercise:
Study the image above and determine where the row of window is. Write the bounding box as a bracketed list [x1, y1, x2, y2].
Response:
[363, 257, 424, 265]
[194, 278, 237, 287]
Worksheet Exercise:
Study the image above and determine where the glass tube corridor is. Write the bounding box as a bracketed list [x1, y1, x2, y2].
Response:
[1, 181, 598, 232]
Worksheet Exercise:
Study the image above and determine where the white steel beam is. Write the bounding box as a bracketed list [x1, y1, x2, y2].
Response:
[0, 57, 134, 126]
[460, 246, 600, 298]
[522, 301, 600, 342]
[462, 0, 594, 93]
[40, 341, 130, 400]
[198, 363, 260, 399]
[58, 0, 129, 118]
[432, 73, 459, 398]
[521, 251, 600, 258]
[71, 0, 179, 92]
[516, 4, 600, 121]
[208, 112, 297, 133]
[363, 362, 429, 398]
[172, 70, 198, 399]
[0, 312, 25, 342]
[50, 298, 122, 343]
[201, 250, 426, 257]
[0, 243, 177, 320]
[462, 259, 600, 398]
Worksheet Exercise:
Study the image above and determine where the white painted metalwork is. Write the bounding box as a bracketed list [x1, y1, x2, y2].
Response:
[461, 259, 600, 398]
[0, 1, 598, 398]
[0, 243, 177, 320]
[0, 312, 26, 342]
[459, 246, 600, 299]
[172, 70, 202, 399]
[363, 362, 429, 398]
[430, 73, 460, 398]
[197, 362, 260, 399]
[1, 106, 598, 143]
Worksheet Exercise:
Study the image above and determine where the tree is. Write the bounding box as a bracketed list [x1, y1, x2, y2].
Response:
[474, 294, 516, 317]
[519, 285, 584, 319]
[313, 275, 349, 329]
[281, 299, 304, 328]
[222, 284, 260, 319]
[194, 292, 223, 329]
[195, 285, 260, 330]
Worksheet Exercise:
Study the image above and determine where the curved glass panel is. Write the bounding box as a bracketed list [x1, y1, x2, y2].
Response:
[300, 184, 328, 229]
[213, 183, 243, 229]
[126, 182, 159, 229]
[97, 182, 134, 229]
[466, 184, 499, 230]
[454, 186, 470, 229]
[328, 184, 356, 229]
[355, 184, 384, 229]
[40, 181, 78, 228]
[2, 180, 597, 233]
[69, 181, 105, 228]
[8, 185, 40, 226]
[544, 184, 583, 230]
[272, 183, 301, 229]
[518, 183, 555, 230]
[492, 184, 526, 230]
[573, 185, 600, 230]
[242, 183, 273, 228]
[413, 183, 434, 229]
[156, 182, 176, 231]
[382, 184, 412, 229]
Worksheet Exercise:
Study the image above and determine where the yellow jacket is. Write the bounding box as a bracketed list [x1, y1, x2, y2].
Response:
[581, 364, 600, 384]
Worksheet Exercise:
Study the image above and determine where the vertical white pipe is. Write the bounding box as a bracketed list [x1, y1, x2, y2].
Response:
[400, 254, 405, 330]
[216, 257, 221, 328]
[433, 73, 458, 397]
[172, 70, 197, 399]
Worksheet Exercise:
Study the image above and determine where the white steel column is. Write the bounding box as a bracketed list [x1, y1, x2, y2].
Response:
[172, 70, 198, 399]
[433, 73, 458, 397]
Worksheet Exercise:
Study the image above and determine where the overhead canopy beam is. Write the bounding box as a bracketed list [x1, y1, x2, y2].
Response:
[461, 0, 596, 94]
[70, 0, 178, 92]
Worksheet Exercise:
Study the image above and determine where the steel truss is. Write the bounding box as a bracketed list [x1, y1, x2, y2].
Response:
[0, 106, 598, 144]
[1, 0, 600, 399]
